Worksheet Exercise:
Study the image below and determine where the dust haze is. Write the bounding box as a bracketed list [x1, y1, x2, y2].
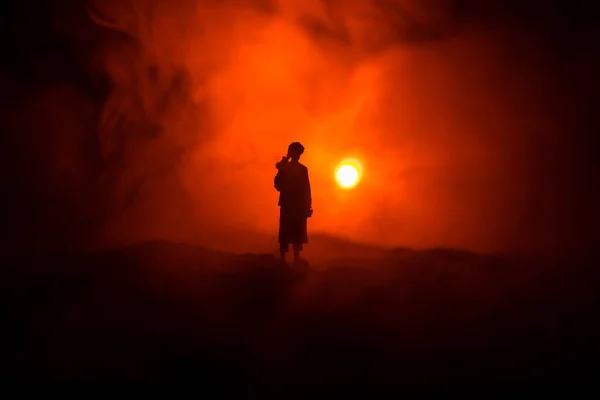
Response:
[2, 0, 598, 256]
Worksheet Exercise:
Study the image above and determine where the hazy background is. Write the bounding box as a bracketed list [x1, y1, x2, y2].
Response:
[1, 0, 598, 256]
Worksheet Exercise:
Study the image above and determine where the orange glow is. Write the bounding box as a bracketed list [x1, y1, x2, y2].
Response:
[335, 159, 362, 189]
[48, 0, 593, 256]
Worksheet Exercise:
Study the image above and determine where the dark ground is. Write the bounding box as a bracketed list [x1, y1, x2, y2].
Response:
[1, 239, 598, 395]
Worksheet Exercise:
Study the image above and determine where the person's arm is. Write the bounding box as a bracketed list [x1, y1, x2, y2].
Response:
[274, 156, 289, 192]
[274, 171, 282, 192]
[305, 168, 312, 216]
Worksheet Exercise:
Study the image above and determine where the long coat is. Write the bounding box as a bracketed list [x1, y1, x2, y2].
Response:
[274, 161, 312, 245]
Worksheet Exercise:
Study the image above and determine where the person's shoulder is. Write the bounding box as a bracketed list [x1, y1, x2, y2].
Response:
[299, 162, 308, 171]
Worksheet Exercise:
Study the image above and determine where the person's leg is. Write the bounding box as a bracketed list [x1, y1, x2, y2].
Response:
[279, 242, 288, 263]
[292, 243, 302, 263]
[279, 207, 295, 264]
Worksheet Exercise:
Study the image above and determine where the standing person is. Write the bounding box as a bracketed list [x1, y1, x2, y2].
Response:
[274, 142, 313, 265]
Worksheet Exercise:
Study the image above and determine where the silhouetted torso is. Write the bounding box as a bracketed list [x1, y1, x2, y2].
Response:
[275, 161, 311, 211]
[274, 160, 311, 249]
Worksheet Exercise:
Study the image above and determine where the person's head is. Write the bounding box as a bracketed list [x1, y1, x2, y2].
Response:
[287, 142, 305, 161]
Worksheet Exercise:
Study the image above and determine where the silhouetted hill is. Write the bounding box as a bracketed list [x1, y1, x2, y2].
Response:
[1, 240, 598, 394]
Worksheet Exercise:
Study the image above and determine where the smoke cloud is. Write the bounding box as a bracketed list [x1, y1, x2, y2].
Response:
[2, 0, 599, 255]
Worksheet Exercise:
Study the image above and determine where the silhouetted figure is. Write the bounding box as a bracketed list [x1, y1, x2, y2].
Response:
[274, 142, 313, 265]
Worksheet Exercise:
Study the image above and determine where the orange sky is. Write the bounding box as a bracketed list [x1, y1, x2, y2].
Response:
[55, 0, 596, 255]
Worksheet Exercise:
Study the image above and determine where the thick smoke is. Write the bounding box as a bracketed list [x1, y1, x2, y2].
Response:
[2, 0, 598, 255]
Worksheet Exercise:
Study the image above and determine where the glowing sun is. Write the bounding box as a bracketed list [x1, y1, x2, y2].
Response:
[335, 159, 362, 188]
